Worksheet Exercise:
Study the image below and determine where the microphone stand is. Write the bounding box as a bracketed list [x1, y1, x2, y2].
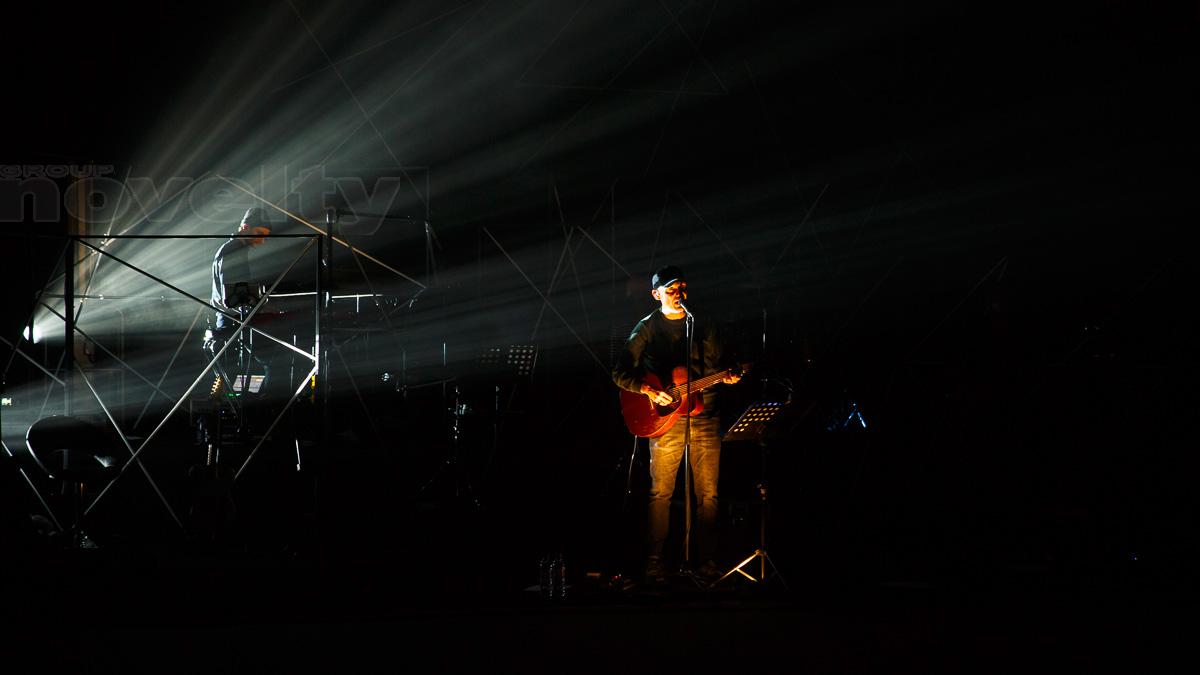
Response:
[238, 304, 252, 438]
[680, 302, 698, 580]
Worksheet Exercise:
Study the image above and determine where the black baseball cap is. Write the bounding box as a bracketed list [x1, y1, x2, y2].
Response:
[240, 207, 272, 229]
[650, 265, 686, 289]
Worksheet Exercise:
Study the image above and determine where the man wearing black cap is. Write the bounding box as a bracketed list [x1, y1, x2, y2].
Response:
[202, 208, 273, 393]
[613, 265, 741, 585]
[209, 207, 272, 333]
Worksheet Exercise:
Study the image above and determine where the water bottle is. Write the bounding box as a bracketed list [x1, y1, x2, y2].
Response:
[554, 553, 567, 600]
[538, 552, 568, 600]
[538, 554, 553, 599]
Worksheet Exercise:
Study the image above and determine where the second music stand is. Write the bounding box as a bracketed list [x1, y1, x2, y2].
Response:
[711, 400, 789, 590]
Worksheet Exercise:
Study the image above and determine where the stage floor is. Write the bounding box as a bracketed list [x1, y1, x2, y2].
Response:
[3, 537, 1191, 674]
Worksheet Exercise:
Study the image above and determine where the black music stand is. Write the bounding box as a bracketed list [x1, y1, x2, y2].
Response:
[479, 344, 537, 470]
[711, 400, 789, 589]
[478, 344, 538, 377]
[414, 346, 537, 509]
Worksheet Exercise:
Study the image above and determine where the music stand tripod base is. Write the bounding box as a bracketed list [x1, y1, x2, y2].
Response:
[712, 401, 789, 591]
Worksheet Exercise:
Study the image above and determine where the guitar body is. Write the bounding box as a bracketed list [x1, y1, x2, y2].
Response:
[620, 367, 705, 438]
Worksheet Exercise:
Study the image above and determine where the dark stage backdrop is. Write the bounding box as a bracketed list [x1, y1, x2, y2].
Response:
[2, 0, 1194, 588]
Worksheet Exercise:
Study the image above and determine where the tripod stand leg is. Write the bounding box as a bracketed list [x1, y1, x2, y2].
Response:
[414, 458, 450, 500]
[712, 550, 761, 587]
[412, 393, 481, 510]
[760, 550, 788, 590]
[711, 549, 789, 589]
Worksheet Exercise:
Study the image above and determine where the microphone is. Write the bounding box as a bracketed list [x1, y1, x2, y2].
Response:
[679, 302, 694, 318]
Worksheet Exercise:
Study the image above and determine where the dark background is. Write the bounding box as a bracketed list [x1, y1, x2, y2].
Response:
[2, 0, 1196, 597]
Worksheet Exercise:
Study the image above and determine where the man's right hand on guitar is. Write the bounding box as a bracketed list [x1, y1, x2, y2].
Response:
[641, 384, 674, 406]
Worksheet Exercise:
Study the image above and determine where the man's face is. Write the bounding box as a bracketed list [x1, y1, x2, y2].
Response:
[239, 223, 270, 247]
[652, 281, 687, 314]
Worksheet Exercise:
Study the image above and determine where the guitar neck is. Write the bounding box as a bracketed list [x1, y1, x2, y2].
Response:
[667, 369, 732, 397]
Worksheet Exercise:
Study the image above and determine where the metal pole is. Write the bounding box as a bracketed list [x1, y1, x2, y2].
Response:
[321, 209, 333, 452]
[64, 236, 74, 416]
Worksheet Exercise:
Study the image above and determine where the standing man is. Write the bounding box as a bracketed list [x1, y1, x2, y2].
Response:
[209, 207, 272, 337]
[202, 207, 273, 406]
[612, 265, 741, 584]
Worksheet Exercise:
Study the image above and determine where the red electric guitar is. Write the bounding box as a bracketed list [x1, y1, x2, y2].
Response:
[620, 364, 749, 438]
